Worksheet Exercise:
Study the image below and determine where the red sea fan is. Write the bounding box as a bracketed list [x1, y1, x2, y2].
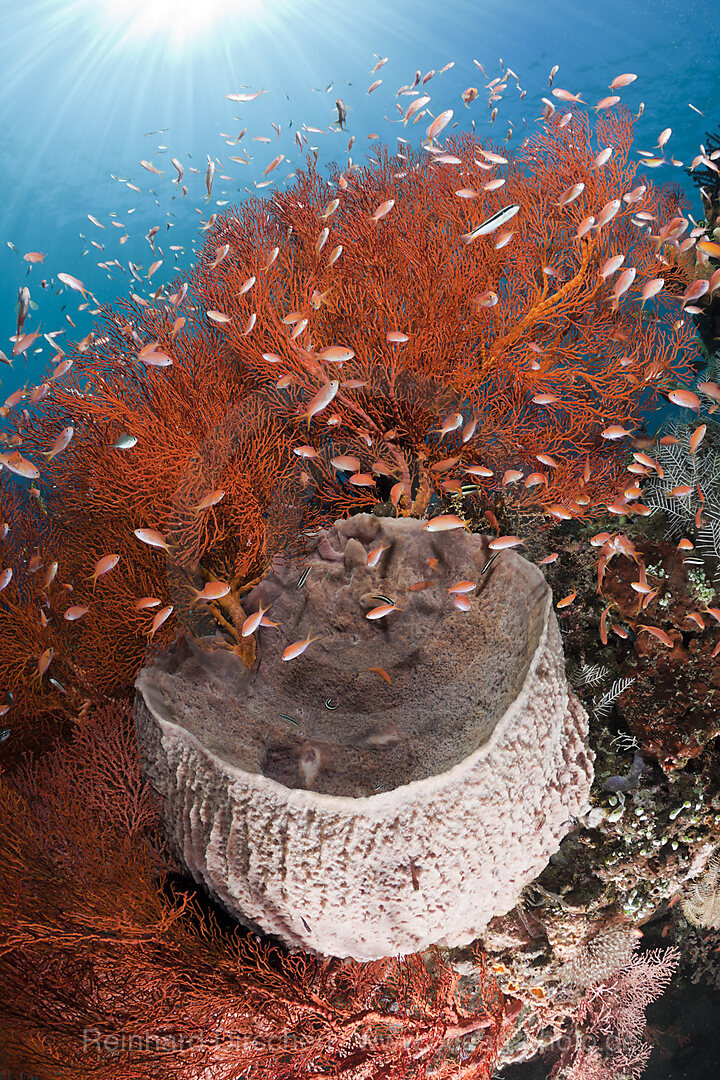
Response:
[192, 105, 696, 519]
[1, 105, 699, 732]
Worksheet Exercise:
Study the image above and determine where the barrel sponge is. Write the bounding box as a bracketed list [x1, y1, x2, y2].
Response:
[135, 514, 593, 961]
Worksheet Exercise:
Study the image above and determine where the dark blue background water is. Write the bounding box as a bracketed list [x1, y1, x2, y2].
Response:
[0, 0, 717, 399]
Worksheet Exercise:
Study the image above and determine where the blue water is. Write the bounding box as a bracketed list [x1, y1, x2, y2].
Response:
[0, 0, 717, 398]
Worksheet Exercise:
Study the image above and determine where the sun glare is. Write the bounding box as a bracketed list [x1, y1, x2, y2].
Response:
[96, 0, 263, 47]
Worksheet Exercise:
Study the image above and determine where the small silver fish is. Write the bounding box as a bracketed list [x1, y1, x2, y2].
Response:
[111, 434, 138, 450]
[16, 286, 30, 339]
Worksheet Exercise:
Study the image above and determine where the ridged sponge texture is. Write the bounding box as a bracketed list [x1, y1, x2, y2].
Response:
[135, 514, 593, 960]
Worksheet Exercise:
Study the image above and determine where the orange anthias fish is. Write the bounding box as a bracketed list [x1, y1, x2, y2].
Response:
[367, 544, 390, 568]
[488, 535, 524, 550]
[424, 514, 469, 532]
[41, 426, 74, 460]
[241, 603, 280, 637]
[135, 597, 161, 610]
[88, 553, 120, 590]
[364, 666, 392, 684]
[35, 647, 54, 679]
[57, 272, 89, 297]
[668, 389, 700, 410]
[148, 605, 173, 640]
[193, 489, 226, 512]
[638, 625, 674, 647]
[282, 633, 320, 661]
[64, 605, 89, 621]
[369, 198, 395, 223]
[192, 581, 231, 603]
[134, 528, 172, 552]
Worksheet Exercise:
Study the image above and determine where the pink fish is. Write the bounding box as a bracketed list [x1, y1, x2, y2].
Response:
[576, 215, 596, 238]
[42, 426, 74, 460]
[423, 514, 469, 532]
[318, 345, 354, 364]
[263, 154, 284, 177]
[193, 489, 226, 511]
[57, 272, 88, 296]
[474, 290, 499, 307]
[1, 452, 39, 479]
[435, 412, 463, 438]
[594, 199, 621, 230]
[601, 425, 633, 439]
[502, 469, 524, 485]
[488, 535, 524, 550]
[424, 109, 453, 143]
[551, 88, 585, 102]
[447, 580, 476, 594]
[64, 605, 89, 621]
[369, 199, 395, 223]
[461, 417, 478, 443]
[226, 89, 266, 102]
[599, 254, 625, 279]
[135, 597, 161, 610]
[89, 553, 120, 589]
[592, 147, 614, 169]
[682, 280, 709, 305]
[142, 351, 173, 368]
[12, 329, 41, 357]
[668, 389, 700, 409]
[148, 605, 173, 639]
[611, 267, 636, 309]
[698, 381, 720, 403]
[609, 73, 637, 89]
[241, 603, 272, 636]
[640, 278, 665, 306]
[331, 454, 361, 471]
[555, 182, 585, 209]
[367, 544, 390, 568]
[35, 647, 54, 679]
[193, 581, 231, 602]
[300, 381, 339, 425]
[134, 528, 172, 552]
[690, 426, 707, 455]
[366, 603, 398, 620]
[282, 633, 320, 661]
